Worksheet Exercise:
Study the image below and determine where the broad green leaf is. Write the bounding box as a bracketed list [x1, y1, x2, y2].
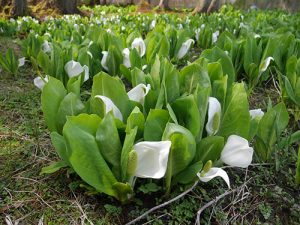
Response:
[63, 114, 118, 197]
[218, 83, 250, 139]
[201, 46, 236, 86]
[162, 58, 180, 104]
[91, 72, 135, 120]
[96, 112, 122, 179]
[57, 92, 86, 132]
[171, 95, 200, 138]
[163, 123, 196, 193]
[180, 63, 211, 95]
[144, 109, 170, 141]
[194, 136, 224, 163]
[41, 77, 67, 133]
[131, 68, 146, 87]
[126, 107, 145, 140]
[50, 132, 69, 164]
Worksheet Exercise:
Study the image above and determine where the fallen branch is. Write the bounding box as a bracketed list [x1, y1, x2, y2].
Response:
[195, 178, 252, 225]
[125, 181, 199, 225]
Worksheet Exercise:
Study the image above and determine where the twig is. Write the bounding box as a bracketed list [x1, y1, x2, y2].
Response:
[126, 181, 199, 225]
[195, 179, 252, 225]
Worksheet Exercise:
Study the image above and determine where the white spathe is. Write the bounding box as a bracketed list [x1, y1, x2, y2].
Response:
[33, 75, 49, 90]
[101, 51, 109, 71]
[127, 84, 151, 105]
[212, 30, 220, 43]
[94, 95, 123, 121]
[197, 167, 230, 188]
[206, 97, 221, 136]
[260, 57, 274, 73]
[221, 135, 254, 168]
[177, 39, 195, 60]
[131, 37, 146, 57]
[133, 141, 171, 179]
[42, 40, 51, 53]
[64, 60, 89, 81]
[18, 57, 25, 67]
[249, 109, 264, 120]
[122, 48, 131, 68]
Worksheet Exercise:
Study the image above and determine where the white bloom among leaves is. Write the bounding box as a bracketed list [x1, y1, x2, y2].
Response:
[94, 95, 123, 121]
[177, 39, 195, 60]
[221, 135, 254, 168]
[206, 97, 221, 136]
[101, 51, 109, 71]
[212, 30, 220, 43]
[64, 60, 89, 82]
[249, 109, 264, 120]
[42, 40, 51, 53]
[133, 141, 171, 179]
[18, 57, 25, 67]
[259, 57, 274, 73]
[34, 75, 49, 90]
[197, 167, 230, 188]
[127, 84, 151, 105]
[131, 37, 146, 57]
[122, 48, 131, 68]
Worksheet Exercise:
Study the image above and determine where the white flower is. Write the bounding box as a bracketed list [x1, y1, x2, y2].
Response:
[122, 48, 131, 68]
[249, 109, 264, 120]
[101, 51, 109, 71]
[42, 40, 51, 53]
[34, 75, 49, 90]
[94, 95, 123, 121]
[142, 65, 147, 71]
[178, 24, 183, 29]
[18, 57, 25, 67]
[259, 57, 274, 73]
[221, 135, 254, 168]
[206, 97, 221, 136]
[127, 84, 151, 105]
[150, 20, 156, 30]
[212, 30, 220, 43]
[64, 60, 89, 81]
[197, 167, 230, 188]
[133, 141, 171, 179]
[131, 37, 146, 57]
[195, 28, 201, 41]
[177, 39, 195, 60]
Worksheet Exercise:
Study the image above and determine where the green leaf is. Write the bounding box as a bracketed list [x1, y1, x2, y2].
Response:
[173, 161, 203, 184]
[96, 112, 122, 178]
[194, 136, 224, 163]
[179, 63, 211, 95]
[171, 95, 200, 138]
[162, 123, 196, 193]
[91, 72, 135, 120]
[254, 103, 289, 161]
[218, 83, 250, 139]
[50, 132, 69, 164]
[120, 127, 138, 182]
[40, 161, 68, 175]
[57, 92, 86, 132]
[41, 77, 67, 133]
[201, 46, 236, 86]
[63, 114, 118, 197]
[144, 109, 170, 141]
[126, 107, 145, 140]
